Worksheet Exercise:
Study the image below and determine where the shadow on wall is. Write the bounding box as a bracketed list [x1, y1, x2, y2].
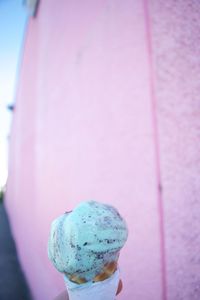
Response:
[0, 201, 32, 300]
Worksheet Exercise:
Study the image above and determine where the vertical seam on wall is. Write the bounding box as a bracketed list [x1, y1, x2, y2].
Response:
[143, 1, 167, 300]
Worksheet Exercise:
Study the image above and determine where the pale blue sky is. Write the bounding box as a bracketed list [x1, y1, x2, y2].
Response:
[0, 0, 28, 188]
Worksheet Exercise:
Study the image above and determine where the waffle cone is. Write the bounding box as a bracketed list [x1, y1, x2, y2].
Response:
[68, 261, 118, 284]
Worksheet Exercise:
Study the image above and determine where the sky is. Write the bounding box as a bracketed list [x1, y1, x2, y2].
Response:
[0, 0, 28, 189]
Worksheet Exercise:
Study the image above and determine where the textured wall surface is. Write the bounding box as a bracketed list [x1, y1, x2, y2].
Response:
[150, 1, 200, 299]
[6, 1, 163, 300]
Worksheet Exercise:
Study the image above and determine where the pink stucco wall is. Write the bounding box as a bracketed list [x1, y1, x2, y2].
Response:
[150, 1, 200, 299]
[6, 1, 200, 300]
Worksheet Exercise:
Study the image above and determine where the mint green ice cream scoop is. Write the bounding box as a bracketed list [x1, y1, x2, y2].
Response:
[48, 200, 128, 281]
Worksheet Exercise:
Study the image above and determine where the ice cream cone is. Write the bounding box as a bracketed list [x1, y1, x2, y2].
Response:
[48, 200, 128, 299]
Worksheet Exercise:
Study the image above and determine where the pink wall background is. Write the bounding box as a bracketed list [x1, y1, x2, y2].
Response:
[150, 1, 200, 299]
[5, 1, 200, 300]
